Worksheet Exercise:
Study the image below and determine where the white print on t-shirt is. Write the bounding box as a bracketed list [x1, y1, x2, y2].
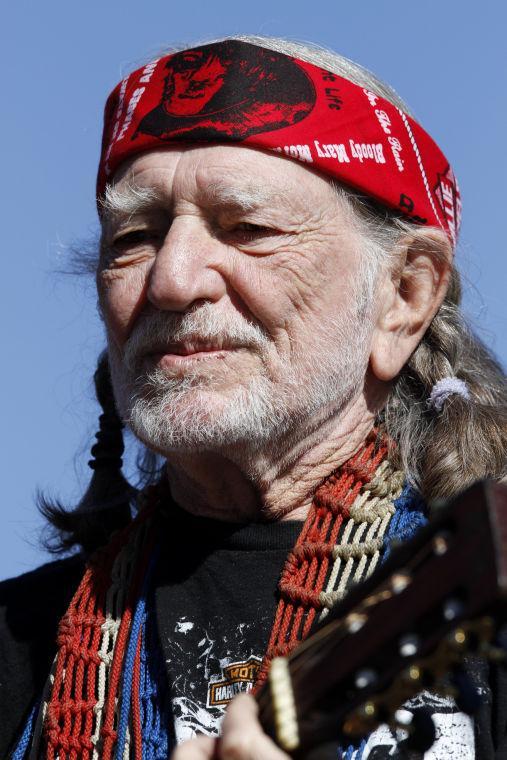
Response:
[357, 692, 475, 759]
[165, 617, 265, 743]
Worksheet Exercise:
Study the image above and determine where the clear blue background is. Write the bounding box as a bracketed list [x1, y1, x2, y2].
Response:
[1, 0, 505, 580]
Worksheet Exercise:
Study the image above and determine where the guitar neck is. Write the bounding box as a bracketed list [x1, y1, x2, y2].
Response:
[256, 480, 507, 757]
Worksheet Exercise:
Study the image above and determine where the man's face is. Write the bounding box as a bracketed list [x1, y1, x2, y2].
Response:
[163, 52, 227, 116]
[98, 145, 377, 457]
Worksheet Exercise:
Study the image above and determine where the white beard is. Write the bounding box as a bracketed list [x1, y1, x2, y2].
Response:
[108, 297, 373, 459]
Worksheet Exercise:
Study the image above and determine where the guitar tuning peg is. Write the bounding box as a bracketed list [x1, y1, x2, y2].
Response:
[390, 571, 411, 594]
[358, 701, 377, 720]
[442, 597, 465, 622]
[354, 668, 378, 690]
[345, 612, 367, 634]
[447, 627, 468, 650]
[432, 531, 451, 556]
[401, 664, 423, 686]
[399, 633, 420, 657]
[451, 667, 483, 715]
[399, 708, 436, 753]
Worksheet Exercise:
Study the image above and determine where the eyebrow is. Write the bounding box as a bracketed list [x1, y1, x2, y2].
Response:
[100, 176, 286, 224]
[100, 181, 164, 221]
[203, 180, 275, 214]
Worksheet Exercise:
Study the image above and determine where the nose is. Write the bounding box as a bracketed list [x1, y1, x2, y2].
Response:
[146, 216, 226, 312]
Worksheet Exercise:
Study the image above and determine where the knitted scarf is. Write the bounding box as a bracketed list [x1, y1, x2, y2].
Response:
[12, 432, 427, 759]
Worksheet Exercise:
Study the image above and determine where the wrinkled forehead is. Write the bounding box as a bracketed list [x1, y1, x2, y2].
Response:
[109, 143, 340, 213]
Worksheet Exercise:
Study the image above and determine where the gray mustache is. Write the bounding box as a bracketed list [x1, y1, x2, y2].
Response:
[123, 306, 270, 371]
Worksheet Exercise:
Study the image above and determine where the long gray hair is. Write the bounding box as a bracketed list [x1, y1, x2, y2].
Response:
[230, 35, 506, 498]
[42, 35, 506, 552]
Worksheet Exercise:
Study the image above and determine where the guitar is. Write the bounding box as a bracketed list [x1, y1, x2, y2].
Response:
[255, 480, 507, 758]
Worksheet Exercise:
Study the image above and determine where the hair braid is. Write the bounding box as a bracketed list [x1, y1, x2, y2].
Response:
[385, 266, 507, 499]
[39, 352, 133, 554]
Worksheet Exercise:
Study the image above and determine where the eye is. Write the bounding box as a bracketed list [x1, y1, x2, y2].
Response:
[228, 222, 274, 241]
[111, 228, 161, 250]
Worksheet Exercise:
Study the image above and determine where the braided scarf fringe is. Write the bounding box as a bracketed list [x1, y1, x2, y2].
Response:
[15, 434, 424, 758]
[255, 431, 403, 688]
[23, 490, 167, 759]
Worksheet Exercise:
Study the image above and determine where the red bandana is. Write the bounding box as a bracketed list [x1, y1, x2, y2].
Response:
[97, 40, 461, 247]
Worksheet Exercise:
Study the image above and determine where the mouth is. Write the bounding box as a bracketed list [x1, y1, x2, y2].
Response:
[141, 340, 240, 369]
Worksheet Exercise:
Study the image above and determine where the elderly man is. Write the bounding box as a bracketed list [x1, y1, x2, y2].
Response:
[2, 36, 506, 759]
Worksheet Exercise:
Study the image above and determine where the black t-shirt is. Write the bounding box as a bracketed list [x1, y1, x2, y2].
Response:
[154, 506, 301, 742]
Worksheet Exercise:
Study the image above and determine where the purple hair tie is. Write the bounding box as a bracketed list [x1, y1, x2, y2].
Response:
[428, 377, 471, 412]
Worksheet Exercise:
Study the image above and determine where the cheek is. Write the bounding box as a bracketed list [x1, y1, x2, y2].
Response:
[97, 266, 149, 348]
[247, 251, 344, 328]
[221, 253, 329, 369]
[225, 255, 299, 337]
[254, 248, 363, 354]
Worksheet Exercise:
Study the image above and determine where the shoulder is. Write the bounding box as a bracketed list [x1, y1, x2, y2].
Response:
[0, 554, 85, 649]
[0, 553, 84, 607]
[0, 554, 85, 755]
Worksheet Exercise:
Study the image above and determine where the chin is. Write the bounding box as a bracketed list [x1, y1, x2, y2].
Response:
[126, 379, 287, 455]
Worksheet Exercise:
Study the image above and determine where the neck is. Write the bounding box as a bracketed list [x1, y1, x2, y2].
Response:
[165, 393, 379, 523]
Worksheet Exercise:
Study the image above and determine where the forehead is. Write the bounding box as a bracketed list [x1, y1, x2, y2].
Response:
[111, 144, 337, 209]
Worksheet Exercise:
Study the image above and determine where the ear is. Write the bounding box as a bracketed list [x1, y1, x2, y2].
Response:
[369, 230, 453, 382]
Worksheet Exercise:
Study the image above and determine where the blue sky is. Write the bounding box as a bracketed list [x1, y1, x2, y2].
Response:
[1, 0, 505, 580]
